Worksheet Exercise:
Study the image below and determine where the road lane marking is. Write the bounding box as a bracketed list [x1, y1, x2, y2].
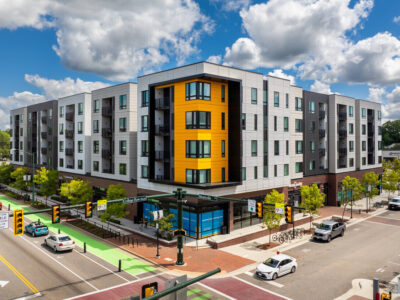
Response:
[0, 280, 9, 287]
[365, 221, 400, 228]
[196, 282, 236, 300]
[376, 268, 385, 273]
[13, 293, 42, 300]
[388, 261, 400, 266]
[245, 271, 254, 276]
[0, 254, 40, 294]
[233, 276, 292, 300]
[244, 272, 285, 288]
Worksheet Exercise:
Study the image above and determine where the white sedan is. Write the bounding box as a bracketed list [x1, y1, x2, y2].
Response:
[255, 254, 297, 280]
[45, 234, 75, 252]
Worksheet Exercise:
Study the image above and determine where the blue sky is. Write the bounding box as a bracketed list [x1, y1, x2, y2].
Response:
[0, 0, 399, 129]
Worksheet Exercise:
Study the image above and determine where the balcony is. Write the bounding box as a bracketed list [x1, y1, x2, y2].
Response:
[319, 165, 325, 170]
[103, 168, 113, 174]
[155, 151, 170, 161]
[319, 129, 326, 138]
[41, 148, 47, 155]
[66, 112, 74, 121]
[102, 107, 113, 116]
[41, 116, 47, 124]
[102, 128, 112, 138]
[338, 164, 347, 169]
[338, 112, 347, 121]
[66, 164, 74, 169]
[339, 148, 347, 156]
[319, 110, 326, 119]
[319, 148, 326, 156]
[41, 132, 47, 139]
[155, 125, 170, 136]
[65, 148, 74, 156]
[65, 130, 74, 139]
[368, 128, 374, 137]
[338, 130, 347, 138]
[155, 175, 170, 181]
[155, 97, 170, 110]
[102, 150, 112, 158]
[368, 115, 374, 123]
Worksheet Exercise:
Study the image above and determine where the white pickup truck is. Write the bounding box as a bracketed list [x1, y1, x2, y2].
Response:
[312, 220, 346, 242]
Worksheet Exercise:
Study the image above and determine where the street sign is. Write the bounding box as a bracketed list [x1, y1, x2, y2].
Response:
[275, 203, 285, 215]
[97, 199, 107, 211]
[248, 199, 256, 213]
[198, 194, 218, 201]
[0, 212, 9, 230]
[154, 209, 164, 221]
[165, 275, 187, 300]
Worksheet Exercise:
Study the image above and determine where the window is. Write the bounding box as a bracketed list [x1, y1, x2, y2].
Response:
[309, 101, 315, 114]
[141, 165, 148, 178]
[93, 100, 99, 113]
[20, 141, 23, 150]
[295, 97, 303, 111]
[59, 158, 64, 167]
[59, 141, 64, 152]
[241, 113, 246, 130]
[296, 162, 303, 173]
[142, 90, 149, 107]
[274, 92, 279, 107]
[60, 106, 64, 117]
[349, 158, 354, 167]
[274, 165, 277, 177]
[77, 122, 83, 134]
[295, 119, 302, 132]
[349, 106, 354, 117]
[28, 112, 32, 121]
[141, 140, 148, 157]
[274, 116, 277, 131]
[284, 117, 289, 132]
[378, 141, 382, 150]
[254, 166, 258, 179]
[221, 112, 225, 130]
[242, 167, 246, 180]
[222, 167, 225, 182]
[78, 160, 83, 170]
[251, 140, 257, 156]
[49, 108, 53, 119]
[93, 141, 99, 154]
[310, 141, 315, 153]
[378, 126, 382, 135]
[286, 140, 289, 155]
[186, 140, 211, 158]
[78, 141, 83, 153]
[221, 85, 225, 102]
[378, 111, 381, 120]
[48, 126, 52, 135]
[362, 124, 366, 135]
[264, 141, 268, 155]
[362, 157, 366, 165]
[120, 164, 127, 175]
[119, 95, 127, 109]
[263, 90, 267, 105]
[186, 169, 211, 184]
[119, 118, 127, 132]
[251, 88, 257, 104]
[378, 156, 382, 164]
[185, 82, 211, 100]
[296, 141, 303, 154]
[284, 164, 289, 176]
[78, 103, 83, 115]
[93, 120, 99, 133]
[93, 161, 99, 172]
[362, 141, 366, 151]
[274, 141, 279, 155]
[309, 160, 315, 170]
[349, 123, 354, 134]
[120, 140, 127, 155]
[221, 140, 225, 157]
[141, 116, 148, 132]
[186, 111, 211, 129]
[361, 108, 366, 118]
[309, 121, 315, 132]
[264, 166, 268, 178]
[349, 141, 354, 152]
[285, 93, 289, 108]
[20, 128, 23, 136]
[254, 114, 258, 130]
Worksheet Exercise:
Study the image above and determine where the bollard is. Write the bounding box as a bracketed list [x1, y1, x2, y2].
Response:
[373, 277, 379, 300]
[84, 242, 86, 253]
[123, 235, 125, 243]
[58, 228, 60, 234]
[136, 239, 139, 247]
[398, 277, 400, 294]
[118, 259, 122, 272]
[8, 204, 10, 211]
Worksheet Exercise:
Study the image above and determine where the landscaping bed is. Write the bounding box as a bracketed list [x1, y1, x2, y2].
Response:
[256, 242, 280, 250]
[67, 219, 120, 239]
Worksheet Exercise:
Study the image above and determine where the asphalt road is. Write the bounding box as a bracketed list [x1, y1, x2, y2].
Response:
[0, 214, 147, 300]
[236, 209, 400, 300]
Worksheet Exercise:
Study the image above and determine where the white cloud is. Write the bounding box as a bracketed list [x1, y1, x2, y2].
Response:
[310, 81, 332, 94]
[368, 87, 386, 103]
[394, 16, 400, 23]
[0, 0, 213, 81]
[210, 0, 252, 11]
[267, 69, 296, 85]
[382, 86, 400, 121]
[206, 55, 222, 64]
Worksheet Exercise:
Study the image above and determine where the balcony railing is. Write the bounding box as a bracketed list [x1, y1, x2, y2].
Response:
[66, 164, 74, 169]
[102, 128, 112, 138]
[155, 97, 170, 110]
[103, 168, 113, 174]
[338, 112, 347, 121]
[319, 110, 326, 119]
[41, 132, 47, 139]
[66, 148, 74, 156]
[155, 151, 170, 161]
[65, 130, 74, 139]
[319, 165, 325, 170]
[319, 148, 326, 156]
[41, 148, 47, 155]
[155, 175, 170, 181]
[319, 129, 326, 138]
[155, 125, 170, 136]
[102, 107, 113, 116]
[368, 115, 374, 122]
[339, 148, 347, 156]
[66, 112, 74, 121]
[338, 130, 347, 138]
[102, 150, 112, 158]
[41, 116, 47, 124]
[338, 164, 347, 169]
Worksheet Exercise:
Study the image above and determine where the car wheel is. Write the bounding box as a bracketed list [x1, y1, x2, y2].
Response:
[327, 235, 331, 242]
[340, 230, 344, 237]
[272, 273, 278, 280]
[32, 231, 35, 237]
[53, 246, 57, 252]
[45, 239, 47, 246]
[291, 266, 296, 273]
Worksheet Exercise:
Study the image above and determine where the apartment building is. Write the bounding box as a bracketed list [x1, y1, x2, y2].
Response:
[10, 107, 27, 165]
[57, 93, 91, 175]
[90, 83, 138, 182]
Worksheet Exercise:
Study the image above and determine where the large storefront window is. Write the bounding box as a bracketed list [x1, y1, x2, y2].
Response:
[233, 202, 262, 230]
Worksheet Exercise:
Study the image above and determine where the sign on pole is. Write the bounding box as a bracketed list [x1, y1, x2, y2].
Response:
[97, 199, 107, 211]
[248, 199, 256, 213]
[153, 209, 164, 221]
[275, 203, 285, 215]
[0, 212, 9, 230]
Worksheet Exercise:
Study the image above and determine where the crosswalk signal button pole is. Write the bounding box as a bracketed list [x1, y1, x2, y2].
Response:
[14, 209, 24, 236]
[85, 201, 93, 218]
[52, 205, 60, 224]
[257, 202, 263, 218]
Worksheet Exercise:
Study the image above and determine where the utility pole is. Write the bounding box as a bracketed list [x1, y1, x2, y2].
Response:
[175, 188, 185, 265]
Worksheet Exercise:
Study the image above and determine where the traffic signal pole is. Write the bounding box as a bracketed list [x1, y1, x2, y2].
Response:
[175, 188, 185, 266]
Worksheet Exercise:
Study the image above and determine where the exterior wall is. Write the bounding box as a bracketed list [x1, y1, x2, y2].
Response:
[10, 107, 27, 165]
[289, 85, 303, 180]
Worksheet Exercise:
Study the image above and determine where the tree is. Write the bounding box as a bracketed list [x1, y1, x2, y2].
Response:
[10, 167, 27, 190]
[382, 120, 400, 146]
[362, 171, 380, 212]
[99, 184, 129, 222]
[340, 176, 363, 220]
[263, 189, 284, 245]
[0, 163, 14, 184]
[60, 179, 93, 205]
[300, 184, 325, 229]
[0, 130, 10, 159]
[382, 167, 400, 200]
[34, 167, 59, 205]
[151, 210, 175, 240]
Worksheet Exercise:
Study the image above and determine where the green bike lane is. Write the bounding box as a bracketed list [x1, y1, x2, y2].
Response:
[0, 195, 156, 276]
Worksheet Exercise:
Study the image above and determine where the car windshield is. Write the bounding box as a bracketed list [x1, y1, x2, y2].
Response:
[318, 224, 331, 230]
[263, 258, 280, 268]
[59, 236, 71, 242]
[392, 199, 400, 203]
[36, 225, 47, 229]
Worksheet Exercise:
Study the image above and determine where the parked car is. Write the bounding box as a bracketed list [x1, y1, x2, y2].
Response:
[25, 222, 49, 237]
[388, 197, 400, 210]
[255, 254, 297, 280]
[44, 234, 75, 252]
[313, 220, 346, 242]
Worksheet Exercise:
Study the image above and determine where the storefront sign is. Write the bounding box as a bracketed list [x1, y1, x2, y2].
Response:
[275, 203, 285, 215]
[97, 199, 107, 211]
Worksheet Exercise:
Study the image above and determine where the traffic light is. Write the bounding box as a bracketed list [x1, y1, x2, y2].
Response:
[85, 201, 93, 218]
[141, 282, 158, 298]
[285, 205, 293, 224]
[257, 202, 263, 218]
[52, 205, 60, 224]
[13, 209, 24, 236]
